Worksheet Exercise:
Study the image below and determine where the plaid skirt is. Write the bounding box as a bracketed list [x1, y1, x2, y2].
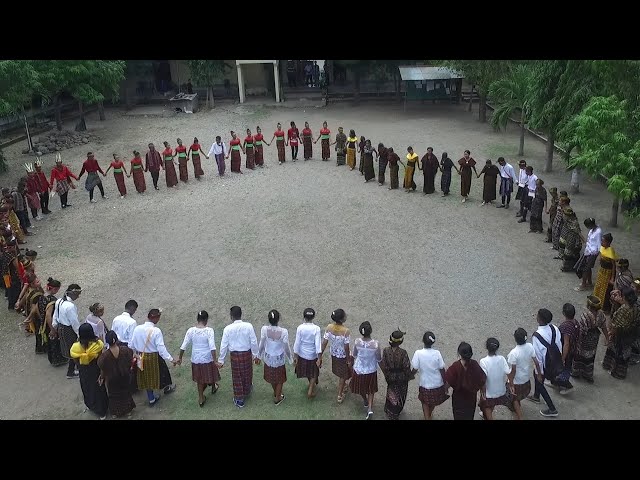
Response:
[303, 137, 313, 159]
[418, 385, 449, 408]
[331, 356, 352, 380]
[321, 139, 330, 159]
[512, 381, 531, 402]
[574, 253, 598, 273]
[192, 361, 221, 385]
[350, 371, 378, 395]
[276, 141, 286, 162]
[264, 364, 287, 385]
[230, 350, 253, 397]
[57, 324, 77, 360]
[295, 356, 319, 380]
[255, 145, 264, 165]
[479, 390, 515, 411]
[84, 172, 102, 191]
[245, 147, 255, 169]
[55, 179, 70, 196]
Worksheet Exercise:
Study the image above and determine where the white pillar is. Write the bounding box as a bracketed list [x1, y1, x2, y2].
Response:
[274, 61, 281, 103]
[237, 64, 245, 103]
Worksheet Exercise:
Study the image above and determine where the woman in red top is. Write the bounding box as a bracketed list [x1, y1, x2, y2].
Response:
[174, 138, 189, 183]
[287, 121, 300, 161]
[226, 131, 244, 173]
[254, 126, 267, 168]
[130, 150, 146, 193]
[313, 121, 331, 161]
[104, 154, 129, 197]
[49, 154, 78, 209]
[34, 160, 51, 214]
[270, 123, 286, 164]
[243, 129, 255, 170]
[162, 141, 179, 187]
[301, 122, 313, 160]
[24, 165, 43, 221]
[187, 137, 207, 179]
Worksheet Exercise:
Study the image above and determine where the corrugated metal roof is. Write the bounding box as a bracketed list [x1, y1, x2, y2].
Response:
[398, 66, 463, 81]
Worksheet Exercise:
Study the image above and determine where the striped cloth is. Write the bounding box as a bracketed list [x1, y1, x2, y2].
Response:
[230, 350, 253, 397]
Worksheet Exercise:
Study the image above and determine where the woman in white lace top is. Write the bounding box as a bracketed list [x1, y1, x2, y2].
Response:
[350, 321, 382, 420]
[177, 311, 220, 407]
[258, 309, 292, 406]
[318, 308, 352, 404]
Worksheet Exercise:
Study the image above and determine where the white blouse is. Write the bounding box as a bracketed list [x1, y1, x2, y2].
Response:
[324, 329, 350, 358]
[258, 325, 293, 368]
[180, 326, 216, 364]
[352, 338, 381, 375]
[293, 322, 322, 361]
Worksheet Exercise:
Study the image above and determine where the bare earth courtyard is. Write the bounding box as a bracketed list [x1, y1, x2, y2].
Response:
[1, 102, 638, 420]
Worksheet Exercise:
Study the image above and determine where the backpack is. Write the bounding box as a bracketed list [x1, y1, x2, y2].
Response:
[533, 325, 564, 380]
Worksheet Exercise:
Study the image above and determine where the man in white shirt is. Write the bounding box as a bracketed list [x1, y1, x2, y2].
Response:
[217, 305, 260, 408]
[496, 157, 517, 209]
[528, 308, 560, 417]
[129, 309, 177, 407]
[515, 160, 528, 218]
[111, 299, 138, 346]
[518, 165, 538, 223]
[208, 135, 228, 177]
[576, 217, 602, 291]
[51, 283, 82, 379]
[507, 327, 541, 420]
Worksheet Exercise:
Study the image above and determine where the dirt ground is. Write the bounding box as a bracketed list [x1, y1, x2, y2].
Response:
[1, 102, 638, 420]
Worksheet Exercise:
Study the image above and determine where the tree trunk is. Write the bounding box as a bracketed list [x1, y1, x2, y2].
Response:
[570, 168, 580, 194]
[478, 91, 487, 123]
[544, 129, 555, 173]
[54, 94, 62, 131]
[353, 70, 361, 105]
[609, 196, 619, 228]
[208, 86, 214, 109]
[75, 100, 87, 132]
[98, 100, 105, 121]
[518, 121, 525, 156]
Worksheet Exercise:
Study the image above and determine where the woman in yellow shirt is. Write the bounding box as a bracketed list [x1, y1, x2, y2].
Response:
[70, 323, 108, 419]
[404, 146, 419, 192]
[346, 130, 358, 170]
[593, 233, 618, 311]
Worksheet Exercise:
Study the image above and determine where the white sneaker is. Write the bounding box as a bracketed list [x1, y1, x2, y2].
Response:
[120, 195, 124, 199]
[102, 195, 109, 200]
[35, 216, 42, 221]
[90, 199, 97, 204]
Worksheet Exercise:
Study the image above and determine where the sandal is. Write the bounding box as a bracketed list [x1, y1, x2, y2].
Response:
[199, 396, 207, 408]
[211, 384, 219, 395]
[337, 394, 344, 404]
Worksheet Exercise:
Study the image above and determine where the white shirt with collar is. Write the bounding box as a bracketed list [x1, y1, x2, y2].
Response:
[218, 319, 259, 365]
[293, 322, 322, 361]
[208, 142, 228, 157]
[111, 311, 137, 346]
[585, 226, 603, 255]
[526, 174, 538, 192]
[129, 321, 174, 362]
[52, 295, 80, 334]
[532, 324, 562, 375]
[498, 162, 517, 182]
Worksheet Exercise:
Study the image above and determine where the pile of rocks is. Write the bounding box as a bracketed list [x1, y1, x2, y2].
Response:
[23, 130, 100, 156]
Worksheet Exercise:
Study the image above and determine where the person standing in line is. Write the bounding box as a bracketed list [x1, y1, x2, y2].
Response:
[350, 321, 381, 420]
[24, 163, 43, 221]
[293, 307, 322, 399]
[161, 141, 179, 187]
[12, 182, 31, 235]
[130, 150, 147, 193]
[270, 123, 286, 165]
[558, 208, 583, 273]
[528, 308, 561, 417]
[377, 143, 388, 186]
[387, 147, 404, 190]
[52, 284, 83, 380]
[70, 323, 108, 420]
[496, 157, 516, 208]
[529, 178, 548, 233]
[514, 160, 528, 216]
[602, 287, 640, 380]
[457, 150, 477, 203]
[551, 194, 570, 250]
[287, 121, 300, 161]
[478, 337, 514, 420]
[517, 165, 537, 223]
[111, 300, 139, 347]
[571, 295, 608, 383]
[253, 127, 266, 168]
[358, 136, 366, 175]
[346, 130, 358, 170]
[104, 154, 129, 198]
[314, 121, 331, 161]
[35, 277, 61, 359]
[48, 153, 78, 209]
[173, 138, 189, 183]
[258, 309, 292, 406]
[411, 331, 449, 420]
[208, 136, 228, 176]
[362, 139, 377, 183]
[145, 143, 164, 191]
[379, 329, 414, 420]
[85, 302, 107, 346]
[1, 238, 21, 310]
[403, 146, 419, 193]
[551, 303, 578, 394]
[439, 152, 457, 196]
[77, 152, 107, 203]
[243, 129, 256, 170]
[609, 259, 634, 316]
[318, 308, 351, 404]
[217, 306, 260, 408]
[332, 126, 347, 166]
[477, 159, 500, 206]
[445, 342, 486, 420]
[98, 330, 136, 418]
[301, 122, 313, 160]
[227, 131, 244, 173]
[507, 328, 540, 420]
[187, 137, 208, 179]
[593, 233, 617, 311]
[545, 188, 559, 242]
[421, 147, 439, 195]
[34, 159, 51, 214]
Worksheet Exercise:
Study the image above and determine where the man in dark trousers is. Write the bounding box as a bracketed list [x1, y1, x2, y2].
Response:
[145, 143, 163, 191]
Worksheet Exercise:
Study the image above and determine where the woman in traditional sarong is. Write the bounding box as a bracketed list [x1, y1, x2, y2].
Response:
[445, 341, 486, 420]
[602, 287, 640, 379]
[593, 233, 617, 311]
[411, 331, 449, 420]
[258, 309, 292, 406]
[403, 146, 419, 193]
[48, 153, 78, 209]
[70, 323, 108, 419]
[226, 131, 244, 173]
[377, 143, 388, 186]
[379, 329, 413, 420]
[254, 127, 266, 167]
[609, 259, 634, 315]
[351, 321, 381, 420]
[161, 141, 178, 187]
[551, 194, 569, 250]
[421, 147, 440, 195]
[332, 127, 347, 166]
[529, 178, 548, 233]
[362, 139, 377, 183]
[38, 278, 64, 364]
[559, 208, 582, 273]
[1, 201, 24, 244]
[358, 136, 366, 174]
[477, 159, 500, 205]
[346, 130, 358, 170]
[270, 123, 286, 164]
[98, 330, 136, 417]
[458, 150, 478, 203]
[187, 137, 207, 179]
[20, 273, 43, 336]
[387, 147, 403, 190]
[439, 152, 457, 196]
[314, 121, 331, 161]
[571, 295, 608, 383]
[545, 187, 559, 242]
[318, 309, 352, 403]
[130, 151, 146, 193]
[301, 122, 313, 160]
[1, 239, 21, 310]
[243, 129, 255, 170]
[174, 138, 189, 182]
[293, 308, 322, 398]
[15, 260, 36, 314]
[104, 154, 129, 198]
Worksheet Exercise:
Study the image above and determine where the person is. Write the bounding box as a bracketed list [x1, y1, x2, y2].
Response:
[528, 308, 560, 417]
[98, 330, 136, 418]
[445, 342, 486, 420]
[477, 159, 500, 206]
[529, 178, 548, 233]
[49, 153, 78, 209]
[77, 152, 107, 203]
[358, 136, 366, 175]
[314, 121, 331, 161]
[286, 60, 296, 87]
[379, 329, 414, 420]
[258, 309, 292, 406]
[318, 308, 351, 403]
[1, 196, 25, 244]
[602, 287, 640, 379]
[377, 143, 388, 186]
[421, 147, 439, 195]
[496, 157, 516, 208]
[517, 166, 538, 223]
[332, 126, 347, 166]
[610, 259, 634, 315]
[551, 303, 578, 393]
[270, 123, 286, 165]
[304, 61, 313, 86]
[52, 284, 82, 379]
[293, 307, 322, 398]
[20, 272, 42, 336]
[362, 139, 377, 183]
[32, 277, 57, 356]
[161, 141, 179, 187]
[38, 277, 66, 366]
[403, 146, 419, 193]
[593, 233, 617, 311]
[24, 163, 43, 221]
[545, 187, 559, 242]
[130, 309, 177, 407]
[145, 143, 164, 191]
[458, 150, 478, 203]
[507, 328, 541, 420]
[287, 121, 300, 161]
[243, 129, 256, 170]
[551, 194, 570, 250]
[129, 150, 146, 193]
[558, 208, 582, 273]
[12, 183, 31, 235]
[104, 154, 128, 198]
[301, 122, 313, 160]
[313, 61, 320, 88]
[346, 130, 358, 170]
[253, 126, 266, 168]
[411, 331, 449, 420]
[177, 310, 221, 407]
[70, 323, 108, 419]
[514, 160, 528, 216]
[227, 131, 244, 173]
[574, 217, 602, 291]
[85, 302, 107, 345]
[478, 338, 513, 420]
[350, 321, 381, 420]
[208, 136, 228, 176]
[571, 295, 608, 383]
[173, 138, 189, 182]
[111, 300, 138, 347]
[217, 305, 259, 408]
[34, 159, 51, 214]
[1, 237, 21, 310]
[439, 152, 457, 196]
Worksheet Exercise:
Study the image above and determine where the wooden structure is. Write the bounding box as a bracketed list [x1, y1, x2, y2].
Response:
[398, 66, 463, 109]
[169, 93, 199, 113]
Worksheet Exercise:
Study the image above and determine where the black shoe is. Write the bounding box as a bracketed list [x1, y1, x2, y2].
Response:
[518, 218, 527, 223]
[540, 408, 558, 417]
[496, 204, 505, 208]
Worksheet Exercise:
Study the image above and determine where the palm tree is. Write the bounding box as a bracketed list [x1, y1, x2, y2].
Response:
[488, 64, 532, 156]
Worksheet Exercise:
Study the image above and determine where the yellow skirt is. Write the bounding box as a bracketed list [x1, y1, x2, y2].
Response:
[403, 165, 416, 189]
[8, 211, 24, 243]
[346, 148, 356, 169]
[593, 266, 613, 306]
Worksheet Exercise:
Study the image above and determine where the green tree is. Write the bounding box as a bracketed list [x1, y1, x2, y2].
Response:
[334, 60, 372, 104]
[186, 60, 226, 109]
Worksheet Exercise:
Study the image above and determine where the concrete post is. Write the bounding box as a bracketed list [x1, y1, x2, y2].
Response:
[274, 61, 281, 103]
[237, 64, 245, 103]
